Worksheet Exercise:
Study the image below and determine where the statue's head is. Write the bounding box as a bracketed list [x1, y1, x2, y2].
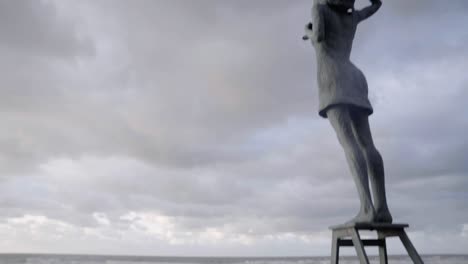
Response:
[326, 0, 355, 10]
[313, 0, 355, 14]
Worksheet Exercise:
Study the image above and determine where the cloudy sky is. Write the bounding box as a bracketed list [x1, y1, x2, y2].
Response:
[0, 0, 467, 257]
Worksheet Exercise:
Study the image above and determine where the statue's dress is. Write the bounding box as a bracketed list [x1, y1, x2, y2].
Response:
[313, 5, 373, 118]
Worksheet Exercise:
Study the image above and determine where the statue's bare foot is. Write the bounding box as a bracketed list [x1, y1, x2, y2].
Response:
[345, 208, 376, 224]
[375, 208, 393, 223]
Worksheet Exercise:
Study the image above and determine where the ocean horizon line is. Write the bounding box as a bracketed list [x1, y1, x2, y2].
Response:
[0, 252, 466, 258]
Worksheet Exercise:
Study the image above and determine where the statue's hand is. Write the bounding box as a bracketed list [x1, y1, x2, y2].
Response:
[303, 22, 313, 41]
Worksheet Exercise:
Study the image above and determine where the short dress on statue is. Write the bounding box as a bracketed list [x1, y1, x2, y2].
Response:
[312, 4, 374, 119]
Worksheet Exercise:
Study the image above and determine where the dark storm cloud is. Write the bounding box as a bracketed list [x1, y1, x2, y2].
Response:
[0, 0, 467, 255]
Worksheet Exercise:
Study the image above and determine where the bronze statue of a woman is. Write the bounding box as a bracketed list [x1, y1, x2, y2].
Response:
[304, 0, 392, 224]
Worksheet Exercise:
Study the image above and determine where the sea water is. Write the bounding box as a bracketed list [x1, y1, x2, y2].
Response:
[0, 254, 466, 264]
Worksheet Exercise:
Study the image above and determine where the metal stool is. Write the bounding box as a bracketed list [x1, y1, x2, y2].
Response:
[330, 223, 424, 264]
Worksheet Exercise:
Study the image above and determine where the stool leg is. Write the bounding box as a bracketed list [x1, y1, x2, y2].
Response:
[331, 231, 339, 264]
[351, 228, 370, 264]
[377, 232, 388, 264]
[399, 231, 424, 264]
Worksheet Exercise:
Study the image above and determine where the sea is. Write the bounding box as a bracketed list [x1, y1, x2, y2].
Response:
[0, 255, 466, 264]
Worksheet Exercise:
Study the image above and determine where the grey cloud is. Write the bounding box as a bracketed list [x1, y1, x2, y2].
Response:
[0, 0, 94, 58]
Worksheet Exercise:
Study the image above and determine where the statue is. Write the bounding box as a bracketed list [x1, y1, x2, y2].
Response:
[304, 0, 392, 224]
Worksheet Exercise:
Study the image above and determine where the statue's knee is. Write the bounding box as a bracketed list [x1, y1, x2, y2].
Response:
[365, 146, 382, 163]
[344, 143, 366, 161]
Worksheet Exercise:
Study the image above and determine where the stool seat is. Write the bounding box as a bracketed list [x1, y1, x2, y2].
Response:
[330, 222, 409, 230]
[329, 222, 424, 264]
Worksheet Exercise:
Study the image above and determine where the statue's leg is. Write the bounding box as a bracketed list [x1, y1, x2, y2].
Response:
[327, 105, 376, 223]
[349, 108, 392, 223]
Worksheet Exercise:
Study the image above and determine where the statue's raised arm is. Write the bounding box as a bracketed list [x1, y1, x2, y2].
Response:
[356, 0, 382, 23]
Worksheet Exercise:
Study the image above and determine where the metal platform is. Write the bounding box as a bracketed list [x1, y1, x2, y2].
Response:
[329, 223, 424, 264]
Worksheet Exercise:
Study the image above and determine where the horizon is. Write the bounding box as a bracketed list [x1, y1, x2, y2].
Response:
[0, 0, 467, 257]
[0, 253, 467, 258]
